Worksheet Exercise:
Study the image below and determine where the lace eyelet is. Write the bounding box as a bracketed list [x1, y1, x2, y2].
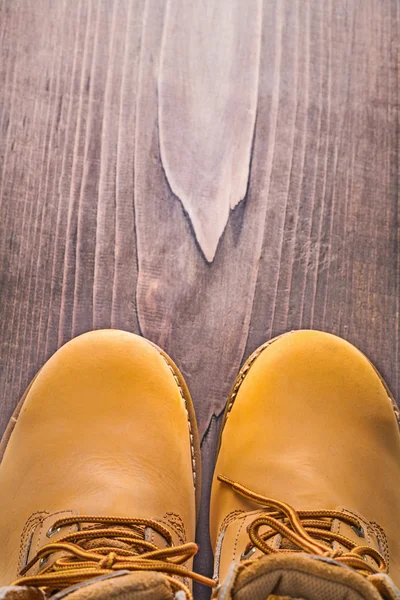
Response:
[240, 547, 256, 561]
[39, 556, 48, 568]
[351, 524, 365, 538]
[46, 525, 61, 538]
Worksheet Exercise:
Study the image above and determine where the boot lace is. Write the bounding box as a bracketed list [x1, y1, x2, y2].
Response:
[13, 515, 216, 600]
[218, 475, 388, 578]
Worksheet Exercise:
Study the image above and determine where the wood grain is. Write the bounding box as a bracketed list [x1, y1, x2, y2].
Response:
[0, 0, 399, 595]
[134, 0, 278, 439]
[245, 0, 400, 402]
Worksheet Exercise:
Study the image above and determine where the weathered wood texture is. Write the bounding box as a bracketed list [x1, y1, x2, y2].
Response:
[1, 0, 399, 595]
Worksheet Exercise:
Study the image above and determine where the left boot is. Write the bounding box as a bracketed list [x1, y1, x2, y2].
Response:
[0, 330, 214, 600]
[210, 330, 400, 599]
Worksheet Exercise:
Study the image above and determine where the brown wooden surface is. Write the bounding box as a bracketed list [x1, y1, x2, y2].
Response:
[1, 1, 399, 597]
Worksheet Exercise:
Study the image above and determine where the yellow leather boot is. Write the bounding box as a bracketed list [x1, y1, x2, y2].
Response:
[210, 330, 400, 600]
[0, 330, 214, 600]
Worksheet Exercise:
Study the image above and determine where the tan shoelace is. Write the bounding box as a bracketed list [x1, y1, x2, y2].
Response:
[13, 515, 216, 600]
[218, 475, 388, 577]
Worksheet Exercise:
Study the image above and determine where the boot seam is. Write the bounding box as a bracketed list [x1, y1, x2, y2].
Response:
[159, 513, 187, 545]
[18, 511, 49, 573]
[232, 517, 246, 563]
[369, 521, 390, 571]
[159, 353, 197, 493]
[217, 510, 247, 544]
[19, 510, 76, 575]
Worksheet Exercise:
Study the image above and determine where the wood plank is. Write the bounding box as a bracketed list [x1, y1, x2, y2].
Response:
[0, 0, 143, 433]
[245, 0, 400, 403]
[135, 0, 283, 438]
[0, 1, 399, 597]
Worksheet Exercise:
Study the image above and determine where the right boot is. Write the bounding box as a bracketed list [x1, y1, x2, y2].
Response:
[210, 330, 400, 600]
[0, 330, 215, 600]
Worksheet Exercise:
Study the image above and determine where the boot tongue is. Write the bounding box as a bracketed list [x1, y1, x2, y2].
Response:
[278, 534, 330, 552]
[79, 525, 146, 553]
[77, 523, 171, 556]
[222, 553, 394, 600]
[35, 523, 171, 575]
[278, 538, 303, 551]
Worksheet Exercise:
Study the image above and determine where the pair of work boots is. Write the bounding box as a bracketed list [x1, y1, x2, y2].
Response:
[0, 329, 399, 600]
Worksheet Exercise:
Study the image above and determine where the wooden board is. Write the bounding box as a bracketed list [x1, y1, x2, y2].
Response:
[1, 0, 399, 596]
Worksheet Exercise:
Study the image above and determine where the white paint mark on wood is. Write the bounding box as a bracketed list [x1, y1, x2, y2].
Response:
[158, 0, 262, 262]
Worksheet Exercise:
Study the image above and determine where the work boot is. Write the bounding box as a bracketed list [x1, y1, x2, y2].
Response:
[0, 330, 214, 600]
[210, 330, 400, 599]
